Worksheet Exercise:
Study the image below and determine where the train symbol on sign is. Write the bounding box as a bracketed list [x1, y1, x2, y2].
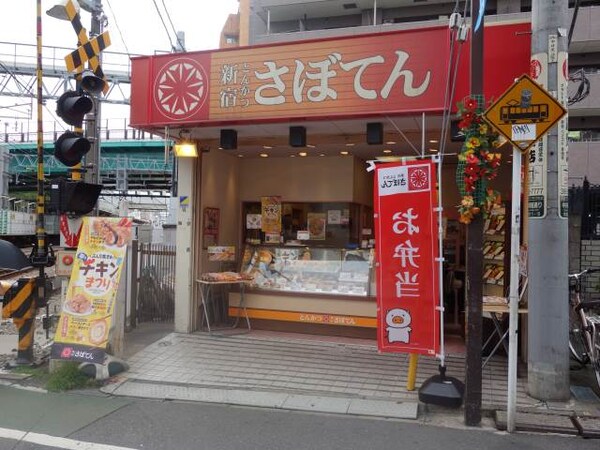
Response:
[500, 99, 549, 124]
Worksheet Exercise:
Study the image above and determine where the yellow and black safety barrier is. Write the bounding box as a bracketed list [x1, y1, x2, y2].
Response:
[2, 278, 37, 364]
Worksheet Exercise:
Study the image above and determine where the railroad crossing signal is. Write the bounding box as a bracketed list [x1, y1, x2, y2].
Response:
[62, 0, 110, 94]
[483, 74, 567, 153]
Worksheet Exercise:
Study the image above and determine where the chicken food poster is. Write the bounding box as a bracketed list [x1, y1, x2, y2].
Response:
[374, 160, 439, 355]
[52, 217, 132, 363]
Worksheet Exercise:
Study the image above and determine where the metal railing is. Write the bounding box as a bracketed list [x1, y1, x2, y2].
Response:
[0, 41, 136, 79]
[2, 118, 164, 144]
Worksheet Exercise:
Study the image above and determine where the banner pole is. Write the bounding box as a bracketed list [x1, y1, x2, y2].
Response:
[435, 154, 445, 368]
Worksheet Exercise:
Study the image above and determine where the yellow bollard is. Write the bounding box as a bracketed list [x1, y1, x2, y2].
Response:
[406, 353, 419, 391]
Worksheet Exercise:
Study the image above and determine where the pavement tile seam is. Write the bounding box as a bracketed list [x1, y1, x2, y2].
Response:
[126, 349, 466, 379]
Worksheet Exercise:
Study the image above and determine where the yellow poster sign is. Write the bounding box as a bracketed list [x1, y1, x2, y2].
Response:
[261, 196, 282, 234]
[51, 217, 132, 363]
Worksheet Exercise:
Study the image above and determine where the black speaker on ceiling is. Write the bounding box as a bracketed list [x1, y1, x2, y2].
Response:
[289, 126, 306, 147]
[220, 129, 237, 149]
[367, 122, 383, 145]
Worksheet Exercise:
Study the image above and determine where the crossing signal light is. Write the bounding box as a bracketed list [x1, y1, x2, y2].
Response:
[54, 130, 91, 167]
[54, 89, 95, 168]
[49, 179, 102, 215]
[56, 90, 93, 127]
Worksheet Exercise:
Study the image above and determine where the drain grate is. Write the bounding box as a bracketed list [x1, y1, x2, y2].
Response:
[495, 410, 579, 435]
[571, 385, 600, 403]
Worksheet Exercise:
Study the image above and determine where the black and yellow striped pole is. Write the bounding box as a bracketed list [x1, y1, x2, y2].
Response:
[2, 279, 37, 364]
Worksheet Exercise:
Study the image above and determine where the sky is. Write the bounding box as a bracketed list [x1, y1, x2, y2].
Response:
[0, 0, 239, 131]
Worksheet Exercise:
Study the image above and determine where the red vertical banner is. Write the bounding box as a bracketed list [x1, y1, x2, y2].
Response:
[374, 160, 439, 355]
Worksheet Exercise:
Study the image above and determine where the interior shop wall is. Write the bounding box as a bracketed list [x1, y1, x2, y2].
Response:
[238, 156, 355, 202]
[200, 150, 241, 271]
[353, 158, 374, 205]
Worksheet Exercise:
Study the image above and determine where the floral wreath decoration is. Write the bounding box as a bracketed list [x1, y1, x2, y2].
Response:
[455, 95, 504, 224]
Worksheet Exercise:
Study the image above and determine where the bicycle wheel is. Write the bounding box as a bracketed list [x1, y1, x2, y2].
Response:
[589, 318, 600, 390]
[569, 304, 589, 365]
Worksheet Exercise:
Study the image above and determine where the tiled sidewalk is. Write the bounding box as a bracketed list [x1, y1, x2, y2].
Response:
[111, 330, 538, 410]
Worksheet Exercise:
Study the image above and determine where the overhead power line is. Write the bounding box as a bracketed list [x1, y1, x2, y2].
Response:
[161, 0, 185, 51]
[151, 0, 177, 51]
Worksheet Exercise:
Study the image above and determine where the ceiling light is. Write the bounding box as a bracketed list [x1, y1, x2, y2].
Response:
[299, 151, 308, 157]
[263, 145, 272, 149]
[345, 143, 355, 147]
[237, 154, 244, 158]
[290, 154, 296, 158]
[260, 153, 269, 158]
[340, 151, 349, 155]
[383, 149, 392, 154]
[319, 154, 325, 157]
[307, 144, 315, 148]
[386, 141, 396, 145]
[429, 148, 438, 153]
[429, 139, 439, 143]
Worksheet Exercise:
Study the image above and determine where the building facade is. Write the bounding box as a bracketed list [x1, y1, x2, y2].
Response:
[234, 0, 600, 186]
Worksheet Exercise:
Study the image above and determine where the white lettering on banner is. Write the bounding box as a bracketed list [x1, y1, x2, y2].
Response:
[252, 50, 430, 106]
[393, 240, 420, 268]
[392, 208, 419, 235]
[395, 271, 419, 298]
[512, 123, 536, 141]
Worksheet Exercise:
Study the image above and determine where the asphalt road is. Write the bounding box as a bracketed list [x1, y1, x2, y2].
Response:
[0, 395, 597, 450]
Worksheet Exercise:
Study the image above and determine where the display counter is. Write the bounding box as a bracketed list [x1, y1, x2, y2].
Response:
[239, 245, 374, 297]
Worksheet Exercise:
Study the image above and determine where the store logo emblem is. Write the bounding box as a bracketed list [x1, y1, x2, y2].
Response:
[407, 166, 430, 191]
[154, 58, 208, 120]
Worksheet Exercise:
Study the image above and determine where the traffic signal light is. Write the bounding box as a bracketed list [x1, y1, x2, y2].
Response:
[49, 178, 102, 215]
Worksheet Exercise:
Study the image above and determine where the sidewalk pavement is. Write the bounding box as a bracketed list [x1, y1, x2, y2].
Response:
[1, 323, 598, 434]
[100, 326, 600, 432]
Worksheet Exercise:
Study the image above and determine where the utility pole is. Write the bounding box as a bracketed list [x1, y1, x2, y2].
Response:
[464, 0, 484, 427]
[527, 0, 570, 400]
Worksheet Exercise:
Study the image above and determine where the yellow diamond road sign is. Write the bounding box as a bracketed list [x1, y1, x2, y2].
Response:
[483, 74, 567, 153]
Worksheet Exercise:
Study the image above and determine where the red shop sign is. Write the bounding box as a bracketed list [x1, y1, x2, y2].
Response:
[374, 160, 439, 355]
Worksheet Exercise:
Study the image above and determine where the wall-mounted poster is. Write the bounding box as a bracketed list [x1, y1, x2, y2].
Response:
[246, 214, 262, 229]
[261, 196, 281, 234]
[307, 213, 326, 240]
[203, 207, 220, 248]
[328, 210, 342, 225]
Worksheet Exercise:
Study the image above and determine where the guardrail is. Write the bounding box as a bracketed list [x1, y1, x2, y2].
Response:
[2, 119, 163, 144]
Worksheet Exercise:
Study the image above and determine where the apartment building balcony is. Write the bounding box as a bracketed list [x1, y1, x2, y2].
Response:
[569, 140, 600, 185]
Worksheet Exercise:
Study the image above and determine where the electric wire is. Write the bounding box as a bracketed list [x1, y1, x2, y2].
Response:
[151, 0, 177, 51]
[105, 0, 132, 56]
[161, 0, 185, 51]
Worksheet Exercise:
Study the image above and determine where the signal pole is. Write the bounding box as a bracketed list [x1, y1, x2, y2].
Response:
[527, 0, 570, 400]
[84, 0, 103, 192]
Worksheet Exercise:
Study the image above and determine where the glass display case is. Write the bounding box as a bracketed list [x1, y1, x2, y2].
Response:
[240, 245, 374, 297]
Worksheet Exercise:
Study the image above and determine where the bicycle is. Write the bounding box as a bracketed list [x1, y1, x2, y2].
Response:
[568, 268, 600, 389]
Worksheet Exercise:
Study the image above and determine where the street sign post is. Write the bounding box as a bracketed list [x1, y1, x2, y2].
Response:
[483, 72, 568, 433]
[483, 74, 567, 153]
